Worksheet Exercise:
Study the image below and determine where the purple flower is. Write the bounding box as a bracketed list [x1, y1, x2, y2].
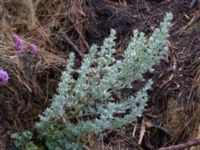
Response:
[30, 43, 38, 54]
[0, 69, 9, 85]
[13, 35, 24, 53]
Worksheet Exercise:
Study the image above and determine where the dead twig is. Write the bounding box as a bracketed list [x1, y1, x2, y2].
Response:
[158, 139, 200, 150]
[61, 33, 84, 58]
[190, 0, 198, 8]
[173, 15, 197, 35]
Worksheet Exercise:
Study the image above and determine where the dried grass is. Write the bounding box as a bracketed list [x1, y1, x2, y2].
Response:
[189, 67, 200, 150]
[0, 0, 90, 147]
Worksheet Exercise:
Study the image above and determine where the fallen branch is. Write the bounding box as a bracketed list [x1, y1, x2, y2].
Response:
[158, 139, 200, 150]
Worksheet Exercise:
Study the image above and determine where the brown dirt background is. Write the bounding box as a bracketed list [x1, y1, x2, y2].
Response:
[0, 0, 200, 149]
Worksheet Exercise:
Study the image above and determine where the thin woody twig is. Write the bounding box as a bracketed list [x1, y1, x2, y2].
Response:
[61, 33, 84, 58]
[173, 15, 197, 35]
[190, 0, 197, 8]
[158, 139, 200, 150]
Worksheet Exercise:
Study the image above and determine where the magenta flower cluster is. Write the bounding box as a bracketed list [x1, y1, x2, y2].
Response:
[30, 43, 38, 54]
[13, 35, 24, 53]
[0, 69, 9, 85]
[13, 35, 38, 54]
[2, 34, 39, 86]
[0, 35, 38, 86]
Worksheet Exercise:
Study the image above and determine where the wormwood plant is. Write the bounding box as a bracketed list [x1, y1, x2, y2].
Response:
[11, 13, 173, 150]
